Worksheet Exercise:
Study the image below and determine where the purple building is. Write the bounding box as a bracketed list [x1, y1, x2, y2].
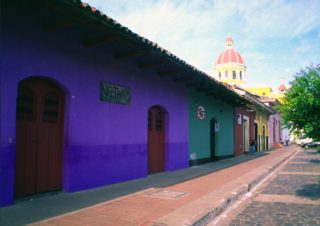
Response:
[1, 0, 191, 206]
[0, 0, 246, 207]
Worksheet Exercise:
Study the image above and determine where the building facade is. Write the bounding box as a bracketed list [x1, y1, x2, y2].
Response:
[1, 0, 247, 206]
[255, 111, 270, 151]
[268, 113, 282, 148]
[233, 106, 255, 156]
[1, 0, 191, 206]
[189, 90, 235, 164]
[249, 83, 289, 148]
[212, 36, 286, 152]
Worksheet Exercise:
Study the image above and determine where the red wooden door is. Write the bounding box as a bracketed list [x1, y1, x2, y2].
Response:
[148, 107, 165, 174]
[15, 78, 64, 197]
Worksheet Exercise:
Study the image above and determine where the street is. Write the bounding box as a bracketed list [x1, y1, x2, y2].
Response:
[210, 148, 320, 226]
[1, 146, 312, 226]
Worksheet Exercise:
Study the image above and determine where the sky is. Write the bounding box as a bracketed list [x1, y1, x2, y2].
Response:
[85, 0, 320, 90]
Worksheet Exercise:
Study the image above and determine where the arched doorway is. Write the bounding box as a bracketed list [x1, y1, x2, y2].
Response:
[278, 122, 282, 144]
[15, 77, 65, 197]
[243, 116, 250, 153]
[148, 106, 165, 174]
[254, 122, 258, 151]
[273, 118, 276, 145]
[210, 118, 218, 160]
[262, 125, 266, 150]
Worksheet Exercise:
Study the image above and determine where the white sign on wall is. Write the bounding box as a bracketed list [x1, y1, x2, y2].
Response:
[237, 114, 242, 125]
[215, 122, 220, 132]
[190, 153, 197, 160]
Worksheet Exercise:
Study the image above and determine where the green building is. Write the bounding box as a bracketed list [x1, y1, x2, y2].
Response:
[188, 89, 235, 165]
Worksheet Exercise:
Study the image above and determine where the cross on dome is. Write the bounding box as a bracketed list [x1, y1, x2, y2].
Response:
[226, 36, 234, 49]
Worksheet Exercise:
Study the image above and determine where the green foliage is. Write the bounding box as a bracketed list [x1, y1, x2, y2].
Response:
[317, 146, 320, 154]
[279, 64, 320, 140]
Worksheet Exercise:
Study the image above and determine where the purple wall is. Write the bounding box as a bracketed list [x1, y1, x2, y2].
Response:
[268, 114, 281, 148]
[0, 16, 188, 206]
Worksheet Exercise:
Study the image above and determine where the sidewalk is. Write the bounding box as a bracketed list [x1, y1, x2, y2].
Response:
[212, 147, 320, 225]
[0, 145, 299, 226]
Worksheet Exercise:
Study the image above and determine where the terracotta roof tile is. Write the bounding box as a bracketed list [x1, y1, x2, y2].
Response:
[51, 0, 246, 104]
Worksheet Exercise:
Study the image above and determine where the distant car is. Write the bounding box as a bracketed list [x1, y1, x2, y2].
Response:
[297, 136, 313, 146]
[305, 142, 320, 148]
[301, 141, 313, 147]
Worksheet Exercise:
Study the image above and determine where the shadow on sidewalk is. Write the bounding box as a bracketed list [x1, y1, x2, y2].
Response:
[309, 159, 320, 164]
[295, 148, 320, 200]
[296, 183, 320, 200]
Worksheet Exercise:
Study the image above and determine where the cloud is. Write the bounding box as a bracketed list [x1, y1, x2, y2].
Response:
[238, 0, 320, 39]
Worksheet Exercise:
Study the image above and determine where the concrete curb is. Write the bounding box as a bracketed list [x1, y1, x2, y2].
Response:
[191, 149, 298, 226]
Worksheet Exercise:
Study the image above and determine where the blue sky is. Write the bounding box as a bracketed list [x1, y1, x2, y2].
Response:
[85, 0, 320, 89]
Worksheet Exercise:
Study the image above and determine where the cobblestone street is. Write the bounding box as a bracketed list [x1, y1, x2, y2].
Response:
[212, 149, 320, 226]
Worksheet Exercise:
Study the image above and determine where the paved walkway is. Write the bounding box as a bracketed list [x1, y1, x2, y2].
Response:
[0, 146, 299, 226]
[217, 148, 320, 226]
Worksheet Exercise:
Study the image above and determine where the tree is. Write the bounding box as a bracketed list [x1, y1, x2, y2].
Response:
[279, 64, 320, 140]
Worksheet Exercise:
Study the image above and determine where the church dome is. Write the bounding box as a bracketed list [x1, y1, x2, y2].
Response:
[213, 36, 246, 85]
[215, 37, 245, 65]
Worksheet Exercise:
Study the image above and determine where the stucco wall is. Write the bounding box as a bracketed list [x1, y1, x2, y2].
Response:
[0, 12, 188, 206]
[189, 90, 234, 161]
[255, 112, 269, 151]
[268, 113, 281, 147]
[234, 106, 255, 156]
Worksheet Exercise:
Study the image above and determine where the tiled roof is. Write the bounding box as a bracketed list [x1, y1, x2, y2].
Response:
[233, 85, 276, 114]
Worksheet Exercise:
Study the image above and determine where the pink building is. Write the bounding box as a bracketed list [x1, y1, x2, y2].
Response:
[268, 113, 282, 148]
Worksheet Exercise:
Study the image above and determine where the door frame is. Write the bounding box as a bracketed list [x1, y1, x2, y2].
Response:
[273, 117, 276, 146]
[147, 105, 167, 174]
[262, 125, 266, 150]
[14, 76, 67, 197]
[243, 115, 250, 153]
[210, 117, 218, 160]
[254, 122, 258, 151]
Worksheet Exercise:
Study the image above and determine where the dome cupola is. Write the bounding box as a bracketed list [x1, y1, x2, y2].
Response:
[214, 36, 246, 85]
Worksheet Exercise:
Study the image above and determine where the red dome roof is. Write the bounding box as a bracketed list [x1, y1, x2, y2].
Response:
[215, 36, 245, 65]
[278, 83, 287, 92]
[215, 49, 244, 65]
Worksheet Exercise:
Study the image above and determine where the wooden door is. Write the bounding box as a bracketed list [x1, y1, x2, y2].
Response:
[148, 107, 165, 174]
[278, 123, 282, 144]
[262, 126, 266, 150]
[15, 78, 64, 197]
[210, 118, 217, 160]
[254, 123, 258, 151]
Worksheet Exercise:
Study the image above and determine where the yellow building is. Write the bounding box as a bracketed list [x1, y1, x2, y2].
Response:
[214, 37, 246, 84]
[246, 87, 272, 97]
[235, 86, 273, 152]
[247, 83, 287, 103]
[255, 111, 270, 151]
[269, 83, 287, 102]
